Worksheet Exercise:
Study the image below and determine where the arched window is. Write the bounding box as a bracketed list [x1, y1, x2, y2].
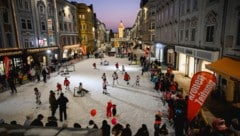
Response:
[205, 11, 217, 42]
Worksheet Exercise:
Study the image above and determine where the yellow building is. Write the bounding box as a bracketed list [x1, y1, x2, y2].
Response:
[75, 3, 95, 54]
[118, 21, 125, 38]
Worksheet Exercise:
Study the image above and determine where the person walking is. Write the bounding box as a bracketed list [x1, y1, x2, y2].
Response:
[41, 65, 48, 83]
[49, 90, 58, 117]
[124, 72, 130, 85]
[57, 93, 69, 122]
[34, 87, 41, 105]
[7, 67, 17, 94]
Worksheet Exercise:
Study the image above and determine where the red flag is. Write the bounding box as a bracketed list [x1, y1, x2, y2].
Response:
[187, 71, 216, 122]
[3, 56, 10, 78]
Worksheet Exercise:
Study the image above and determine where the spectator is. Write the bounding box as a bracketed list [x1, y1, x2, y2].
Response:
[135, 124, 149, 136]
[101, 120, 110, 136]
[23, 115, 33, 127]
[57, 93, 69, 122]
[73, 123, 81, 128]
[122, 124, 132, 136]
[45, 116, 58, 127]
[112, 123, 124, 136]
[30, 114, 44, 127]
[87, 120, 98, 129]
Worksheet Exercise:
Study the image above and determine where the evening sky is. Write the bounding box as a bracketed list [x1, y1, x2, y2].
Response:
[68, 0, 141, 32]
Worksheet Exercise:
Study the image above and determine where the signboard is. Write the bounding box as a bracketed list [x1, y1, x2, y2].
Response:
[110, 38, 129, 42]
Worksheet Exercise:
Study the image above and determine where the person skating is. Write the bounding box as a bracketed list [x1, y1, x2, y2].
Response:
[121, 65, 125, 74]
[63, 78, 70, 90]
[115, 62, 119, 70]
[56, 82, 62, 95]
[124, 72, 130, 85]
[93, 62, 97, 69]
[77, 82, 89, 96]
[34, 87, 41, 105]
[103, 79, 109, 95]
[102, 72, 107, 81]
[106, 100, 112, 118]
[57, 93, 69, 122]
[112, 71, 119, 86]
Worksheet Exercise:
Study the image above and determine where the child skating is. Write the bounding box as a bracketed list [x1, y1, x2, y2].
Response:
[64, 78, 70, 90]
[102, 79, 109, 95]
[56, 82, 62, 95]
[34, 87, 41, 105]
[124, 72, 130, 85]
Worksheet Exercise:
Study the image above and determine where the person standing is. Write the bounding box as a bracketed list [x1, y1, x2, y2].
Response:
[57, 93, 69, 122]
[124, 72, 130, 85]
[135, 124, 149, 136]
[49, 90, 58, 117]
[34, 87, 41, 105]
[112, 104, 117, 116]
[7, 67, 17, 94]
[41, 65, 48, 83]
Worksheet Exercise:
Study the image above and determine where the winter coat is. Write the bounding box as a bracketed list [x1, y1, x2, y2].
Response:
[122, 127, 132, 136]
[57, 95, 69, 110]
[64, 79, 70, 86]
[49, 93, 57, 110]
[30, 119, 43, 127]
[135, 124, 149, 136]
[124, 73, 130, 81]
[101, 122, 111, 136]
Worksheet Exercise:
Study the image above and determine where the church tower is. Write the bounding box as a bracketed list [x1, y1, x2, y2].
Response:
[118, 20, 125, 38]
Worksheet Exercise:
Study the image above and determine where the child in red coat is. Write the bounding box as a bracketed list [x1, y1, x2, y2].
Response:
[106, 100, 112, 118]
[64, 78, 70, 90]
[56, 82, 62, 94]
[124, 72, 130, 85]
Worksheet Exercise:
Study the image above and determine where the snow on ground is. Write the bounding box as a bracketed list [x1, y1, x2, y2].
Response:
[0, 55, 175, 135]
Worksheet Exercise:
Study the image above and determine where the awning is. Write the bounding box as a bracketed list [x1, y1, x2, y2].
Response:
[206, 57, 240, 81]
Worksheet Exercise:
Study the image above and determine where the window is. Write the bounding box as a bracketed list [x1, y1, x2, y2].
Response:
[191, 28, 196, 41]
[3, 9, 9, 23]
[186, 0, 191, 12]
[6, 33, 13, 47]
[0, 36, 3, 48]
[151, 34, 155, 41]
[41, 22, 46, 30]
[192, 0, 198, 10]
[180, 30, 184, 41]
[21, 19, 27, 29]
[39, 5, 44, 13]
[185, 30, 189, 41]
[59, 23, 62, 31]
[206, 25, 214, 42]
[64, 23, 67, 31]
[24, 1, 29, 10]
[27, 20, 32, 29]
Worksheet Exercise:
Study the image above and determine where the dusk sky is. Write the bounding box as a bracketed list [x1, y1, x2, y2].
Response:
[68, 0, 141, 32]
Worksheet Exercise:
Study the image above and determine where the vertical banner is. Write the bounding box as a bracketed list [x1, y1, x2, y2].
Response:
[187, 71, 217, 122]
[3, 56, 10, 78]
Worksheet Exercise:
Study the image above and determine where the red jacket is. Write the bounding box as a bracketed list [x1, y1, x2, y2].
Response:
[64, 79, 70, 86]
[124, 73, 130, 81]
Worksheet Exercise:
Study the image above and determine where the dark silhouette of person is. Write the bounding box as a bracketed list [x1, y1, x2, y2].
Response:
[49, 90, 58, 117]
[7, 68, 17, 94]
[122, 124, 132, 136]
[101, 120, 110, 136]
[45, 116, 58, 127]
[57, 93, 69, 122]
[30, 114, 44, 127]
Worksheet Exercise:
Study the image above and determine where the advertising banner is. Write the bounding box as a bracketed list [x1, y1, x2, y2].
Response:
[3, 56, 10, 78]
[187, 71, 217, 122]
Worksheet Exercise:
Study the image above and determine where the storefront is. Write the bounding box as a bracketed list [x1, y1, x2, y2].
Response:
[175, 46, 219, 78]
[206, 57, 240, 106]
[63, 44, 81, 61]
